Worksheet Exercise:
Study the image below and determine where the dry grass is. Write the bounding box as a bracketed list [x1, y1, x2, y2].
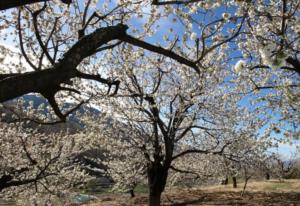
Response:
[200, 179, 300, 193]
[87, 179, 300, 206]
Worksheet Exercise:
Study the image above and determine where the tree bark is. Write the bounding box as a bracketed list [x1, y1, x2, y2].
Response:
[241, 177, 249, 197]
[149, 194, 161, 206]
[232, 176, 237, 188]
[0, 68, 72, 102]
[241, 168, 251, 197]
[147, 162, 168, 206]
[286, 57, 300, 75]
[265, 172, 270, 180]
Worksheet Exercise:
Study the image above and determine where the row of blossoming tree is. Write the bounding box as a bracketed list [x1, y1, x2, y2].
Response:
[0, 0, 299, 205]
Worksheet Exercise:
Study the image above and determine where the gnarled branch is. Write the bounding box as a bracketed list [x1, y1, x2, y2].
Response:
[1, 23, 200, 121]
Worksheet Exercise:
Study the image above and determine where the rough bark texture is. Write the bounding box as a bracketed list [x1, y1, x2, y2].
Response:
[147, 162, 168, 206]
[0, 68, 70, 102]
[149, 194, 161, 206]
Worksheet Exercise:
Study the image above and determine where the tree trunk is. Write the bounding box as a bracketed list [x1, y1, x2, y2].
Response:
[265, 172, 270, 180]
[224, 177, 228, 185]
[241, 168, 250, 197]
[241, 178, 249, 197]
[232, 176, 237, 188]
[129, 189, 135, 198]
[149, 194, 161, 206]
[221, 177, 228, 185]
[147, 162, 168, 206]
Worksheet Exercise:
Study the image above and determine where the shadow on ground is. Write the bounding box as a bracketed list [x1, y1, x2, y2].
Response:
[159, 191, 300, 206]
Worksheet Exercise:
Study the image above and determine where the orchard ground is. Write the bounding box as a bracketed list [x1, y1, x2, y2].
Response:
[87, 179, 300, 206]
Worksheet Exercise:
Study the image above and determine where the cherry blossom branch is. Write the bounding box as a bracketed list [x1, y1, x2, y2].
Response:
[1, 22, 214, 121]
[120, 35, 200, 74]
[197, 16, 246, 63]
[152, 0, 203, 5]
[0, 0, 72, 11]
[17, 10, 39, 71]
[76, 71, 120, 95]
[0, 141, 63, 192]
[0, 24, 128, 121]
[31, 4, 55, 66]
[79, 4, 122, 38]
[172, 142, 229, 161]
[250, 62, 300, 75]
[169, 165, 201, 178]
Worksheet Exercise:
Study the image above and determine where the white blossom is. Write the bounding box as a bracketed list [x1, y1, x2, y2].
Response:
[234, 60, 246, 73]
[190, 32, 197, 41]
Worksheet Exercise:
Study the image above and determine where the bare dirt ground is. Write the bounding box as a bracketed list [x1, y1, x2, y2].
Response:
[88, 179, 300, 206]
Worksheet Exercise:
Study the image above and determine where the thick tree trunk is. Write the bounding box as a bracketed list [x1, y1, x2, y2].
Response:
[149, 194, 161, 206]
[232, 176, 237, 188]
[147, 162, 168, 206]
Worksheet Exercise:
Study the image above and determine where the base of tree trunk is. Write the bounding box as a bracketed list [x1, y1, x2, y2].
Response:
[233, 176, 237, 188]
[149, 194, 161, 206]
[129, 189, 135, 198]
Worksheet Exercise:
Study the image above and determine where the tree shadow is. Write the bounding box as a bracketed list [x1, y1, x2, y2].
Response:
[163, 191, 300, 206]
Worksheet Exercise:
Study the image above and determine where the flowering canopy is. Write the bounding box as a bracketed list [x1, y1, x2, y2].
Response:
[0, 0, 299, 205]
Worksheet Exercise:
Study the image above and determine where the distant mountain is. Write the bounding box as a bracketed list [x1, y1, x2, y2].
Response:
[20, 94, 100, 117]
[0, 94, 100, 133]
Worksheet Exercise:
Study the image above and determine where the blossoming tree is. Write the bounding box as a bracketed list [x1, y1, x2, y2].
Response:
[81, 38, 267, 204]
[0, 1, 298, 205]
[0, 119, 90, 204]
